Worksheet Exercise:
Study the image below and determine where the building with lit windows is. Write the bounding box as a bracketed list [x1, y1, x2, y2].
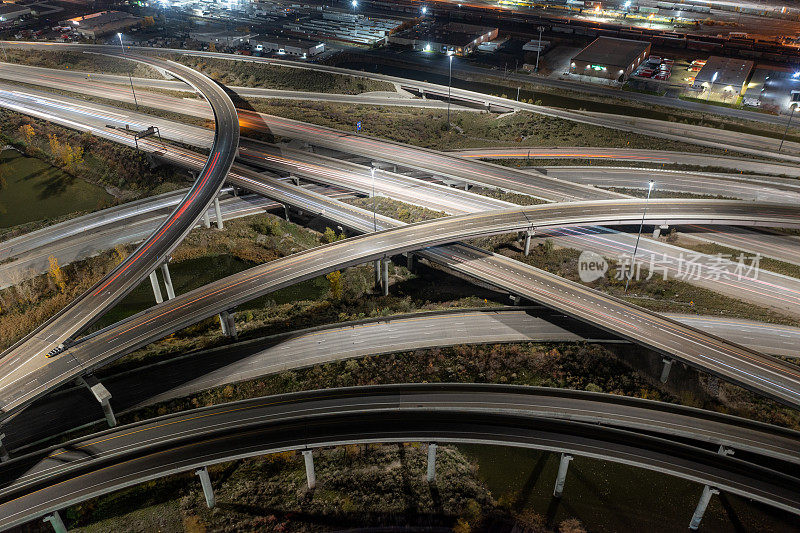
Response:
[569, 36, 651, 82]
[388, 21, 498, 56]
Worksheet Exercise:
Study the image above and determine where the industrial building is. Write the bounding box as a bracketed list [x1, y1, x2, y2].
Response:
[250, 34, 324, 58]
[388, 21, 498, 56]
[693, 56, 754, 98]
[66, 11, 141, 39]
[569, 36, 651, 82]
[0, 4, 30, 22]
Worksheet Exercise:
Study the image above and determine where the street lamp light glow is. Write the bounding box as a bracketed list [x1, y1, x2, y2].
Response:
[711, 71, 718, 83]
[793, 71, 800, 79]
[421, 6, 427, 14]
[648, 180, 655, 191]
[624, 0, 631, 7]
[351, 0, 357, 7]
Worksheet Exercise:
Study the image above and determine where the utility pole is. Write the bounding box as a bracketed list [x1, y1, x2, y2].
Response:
[118, 33, 139, 111]
[779, 104, 796, 152]
[447, 54, 453, 126]
[625, 180, 655, 293]
[535, 26, 544, 72]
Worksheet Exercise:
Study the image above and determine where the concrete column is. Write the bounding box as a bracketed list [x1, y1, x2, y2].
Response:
[406, 252, 416, 273]
[43, 511, 67, 533]
[196, 467, 216, 508]
[149, 271, 163, 304]
[689, 485, 719, 530]
[291, 175, 300, 186]
[0, 433, 10, 462]
[653, 224, 669, 239]
[225, 311, 237, 340]
[374, 259, 381, 289]
[283, 204, 290, 222]
[76, 375, 116, 427]
[552, 453, 573, 498]
[463, 182, 470, 191]
[660, 358, 673, 383]
[426, 443, 437, 483]
[213, 197, 224, 230]
[218, 310, 230, 337]
[302, 450, 316, 489]
[524, 234, 532, 256]
[203, 209, 211, 229]
[509, 294, 521, 306]
[382, 259, 389, 296]
[160, 263, 175, 300]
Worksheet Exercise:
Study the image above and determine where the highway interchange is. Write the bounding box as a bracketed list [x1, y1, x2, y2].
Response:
[0, 44, 800, 529]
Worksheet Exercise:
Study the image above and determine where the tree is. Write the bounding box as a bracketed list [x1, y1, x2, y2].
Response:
[48, 255, 67, 293]
[19, 124, 34, 146]
[326, 270, 343, 300]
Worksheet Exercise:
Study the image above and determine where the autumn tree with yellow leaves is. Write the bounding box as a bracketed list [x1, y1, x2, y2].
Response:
[326, 270, 343, 300]
[48, 134, 84, 172]
[48, 255, 67, 293]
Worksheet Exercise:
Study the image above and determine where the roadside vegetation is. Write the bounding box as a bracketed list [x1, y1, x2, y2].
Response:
[1, 49, 163, 78]
[245, 99, 732, 153]
[673, 238, 800, 280]
[175, 55, 396, 94]
[486, 158, 784, 177]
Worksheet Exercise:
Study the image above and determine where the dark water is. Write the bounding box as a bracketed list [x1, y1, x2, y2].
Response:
[458, 444, 800, 532]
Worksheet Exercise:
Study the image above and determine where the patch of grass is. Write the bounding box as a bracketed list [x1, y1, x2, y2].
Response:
[174, 55, 396, 94]
[674, 238, 800, 280]
[471, 187, 547, 205]
[1, 49, 164, 79]
[605, 187, 735, 200]
[344, 197, 446, 222]
[245, 99, 730, 153]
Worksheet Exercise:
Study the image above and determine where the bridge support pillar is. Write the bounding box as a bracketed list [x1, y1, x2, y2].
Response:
[659, 358, 673, 383]
[218, 310, 237, 339]
[149, 271, 163, 304]
[382, 259, 390, 296]
[196, 467, 216, 508]
[214, 197, 224, 230]
[76, 375, 116, 427]
[302, 450, 316, 489]
[552, 453, 573, 498]
[406, 252, 416, 274]
[160, 262, 175, 300]
[653, 224, 669, 239]
[509, 294, 521, 306]
[43, 511, 67, 533]
[203, 209, 211, 229]
[0, 433, 10, 462]
[689, 485, 719, 530]
[524, 229, 536, 256]
[426, 443, 437, 482]
[291, 175, 300, 186]
[374, 260, 381, 289]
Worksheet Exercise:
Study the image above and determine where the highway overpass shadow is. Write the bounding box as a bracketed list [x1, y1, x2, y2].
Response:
[217, 83, 276, 144]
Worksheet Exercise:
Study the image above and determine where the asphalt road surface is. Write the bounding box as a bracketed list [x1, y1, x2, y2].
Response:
[1, 384, 798, 531]
[0, 55, 239, 423]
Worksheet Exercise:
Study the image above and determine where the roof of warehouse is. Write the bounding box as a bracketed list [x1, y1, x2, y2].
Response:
[571, 36, 650, 67]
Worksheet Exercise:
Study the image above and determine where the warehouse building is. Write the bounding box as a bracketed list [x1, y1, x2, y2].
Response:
[569, 36, 651, 82]
[693, 56, 754, 99]
[0, 4, 31, 22]
[388, 21, 498, 56]
[250, 34, 324, 58]
[67, 11, 141, 39]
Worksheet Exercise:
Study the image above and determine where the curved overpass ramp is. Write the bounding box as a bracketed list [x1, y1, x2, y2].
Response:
[0, 384, 798, 531]
[0, 55, 239, 422]
[2, 200, 800, 421]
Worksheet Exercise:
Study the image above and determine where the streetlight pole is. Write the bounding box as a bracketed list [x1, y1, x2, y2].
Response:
[371, 166, 377, 232]
[447, 54, 453, 126]
[118, 33, 139, 111]
[779, 104, 796, 152]
[535, 26, 544, 72]
[625, 180, 654, 293]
